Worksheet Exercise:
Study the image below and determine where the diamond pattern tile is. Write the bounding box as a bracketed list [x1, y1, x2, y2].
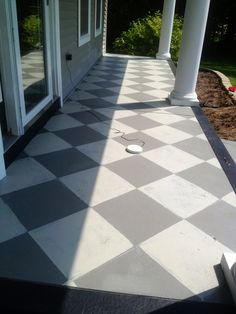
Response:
[30, 209, 132, 278]
[0, 234, 66, 284]
[144, 125, 192, 144]
[107, 155, 171, 187]
[60, 166, 135, 207]
[140, 175, 218, 218]
[75, 247, 195, 300]
[94, 190, 179, 244]
[140, 221, 232, 296]
[35, 148, 98, 177]
[0, 54, 234, 305]
[2, 180, 87, 230]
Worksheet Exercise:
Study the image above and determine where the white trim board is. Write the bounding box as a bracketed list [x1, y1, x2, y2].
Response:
[95, 0, 103, 37]
[78, 0, 91, 46]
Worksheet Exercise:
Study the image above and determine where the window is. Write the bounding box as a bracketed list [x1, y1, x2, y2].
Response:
[78, 0, 91, 46]
[95, 0, 102, 37]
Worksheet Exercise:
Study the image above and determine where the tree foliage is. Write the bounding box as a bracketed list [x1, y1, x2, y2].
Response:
[112, 12, 183, 60]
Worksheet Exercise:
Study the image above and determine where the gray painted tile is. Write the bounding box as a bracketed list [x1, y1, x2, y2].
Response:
[94, 190, 180, 244]
[69, 110, 110, 125]
[164, 106, 195, 117]
[121, 103, 156, 113]
[0, 234, 66, 284]
[55, 126, 106, 146]
[128, 93, 158, 102]
[24, 132, 71, 156]
[171, 120, 203, 136]
[35, 148, 98, 177]
[130, 77, 156, 84]
[117, 115, 159, 130]
[107, 155, 171, 187]
[95, 81, 120, 88]
[175, 137, 216, 160]
[0, 198, 26, 243]
[179, 163, 233, 198]
[127, 84, 154, 92]
[0, 158, 55, 196]
[75, 247, 196, 300]
[87, 89, 118, 97]
[188, 201, 236, 251]
[79, 98, 115, 108]
[2, 180, 87, 230]
[113, 131, 165, 152]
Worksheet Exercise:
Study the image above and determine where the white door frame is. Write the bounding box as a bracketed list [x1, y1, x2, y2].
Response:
[0, 0, 62, 179]
[0, 0, 62, 135]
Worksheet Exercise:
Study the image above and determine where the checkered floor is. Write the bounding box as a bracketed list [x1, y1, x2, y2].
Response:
[0, 54, 235, 304]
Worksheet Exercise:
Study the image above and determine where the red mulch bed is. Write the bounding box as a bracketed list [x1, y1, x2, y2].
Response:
[196, 70, 236, 141]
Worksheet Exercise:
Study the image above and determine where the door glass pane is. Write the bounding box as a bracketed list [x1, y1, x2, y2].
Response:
[96, 0, 101, 30]
[16, 0, 48, 113]
[81, 0, 89, 36]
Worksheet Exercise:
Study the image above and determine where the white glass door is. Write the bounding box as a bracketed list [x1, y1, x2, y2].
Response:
[13, 0, 53, 125]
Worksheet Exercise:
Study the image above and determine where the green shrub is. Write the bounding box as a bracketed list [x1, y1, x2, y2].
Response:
[21, 15, 41, 49]
[112, 12, 183, 60]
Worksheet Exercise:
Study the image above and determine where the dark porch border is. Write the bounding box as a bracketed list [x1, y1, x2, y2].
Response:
[0, 278, 235, 314]
[3, 98, 60, 168]
[192, 106, 236, 194]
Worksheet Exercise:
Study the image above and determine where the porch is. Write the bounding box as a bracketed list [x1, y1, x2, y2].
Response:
[0, 54, 235, 305]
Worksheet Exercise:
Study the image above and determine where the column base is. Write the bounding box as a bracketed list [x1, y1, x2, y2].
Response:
[221, 253, 236, 305]
[156, 52, 171, 60]
[168, 90, 199, 106]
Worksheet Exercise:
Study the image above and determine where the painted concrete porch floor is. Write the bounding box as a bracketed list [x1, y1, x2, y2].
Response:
[0, 54, 236, 305]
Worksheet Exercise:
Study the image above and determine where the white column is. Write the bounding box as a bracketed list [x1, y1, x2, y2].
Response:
[156, 0, 176, 60]
[169, 0, 211, 106]
[0, 127, 6, 180]
[102, 0, 108, 55]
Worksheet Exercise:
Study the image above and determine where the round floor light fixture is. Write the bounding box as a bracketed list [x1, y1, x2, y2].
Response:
[126, 144, 143, 154]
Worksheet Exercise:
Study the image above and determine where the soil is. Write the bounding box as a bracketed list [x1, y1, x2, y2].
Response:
[196, 70, 236, 141]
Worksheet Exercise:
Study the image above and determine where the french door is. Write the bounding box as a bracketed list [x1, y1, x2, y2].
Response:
[12, 0, 53, 126]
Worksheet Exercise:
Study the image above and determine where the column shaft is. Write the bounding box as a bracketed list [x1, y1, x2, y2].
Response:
[156, 0, 176, 60]
[169, 0, 211, 105]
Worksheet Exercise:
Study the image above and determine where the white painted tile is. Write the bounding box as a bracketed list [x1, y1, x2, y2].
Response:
[222, 192, 236, 207]
[89, 120, 136, 138]
[103, 95, 137, 105]
[77, 139, 131, 165]
[44, 114, 83, 131]
[0, 158, 55, 195]
[0, 199, 26, 243]
[143, 125, 192, 144]
[207, 158, 222, 169]
[143, 90, 169, 99]
[107, 86, 138, 95]
[30, 209, 132, 278]
[111, 79, 137, 86]
[139, 175, 218, 218]
[143, 145, 203, 173]
[94, 107, 137, 119]
[140, 220, 232, 295]
[60, 102, 90, 114]
[24, 133, 71, 156]
[143, 111, 185, 125]
[60, 166, 135, 206]
[143, 82, 174, 90]
[197, 133, 208, 141]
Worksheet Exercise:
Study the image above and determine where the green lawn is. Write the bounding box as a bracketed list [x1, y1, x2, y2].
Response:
[201, 58, 236, 86]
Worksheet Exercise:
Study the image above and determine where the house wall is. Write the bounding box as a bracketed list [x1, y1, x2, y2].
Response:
[59, 0, 104, 99]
